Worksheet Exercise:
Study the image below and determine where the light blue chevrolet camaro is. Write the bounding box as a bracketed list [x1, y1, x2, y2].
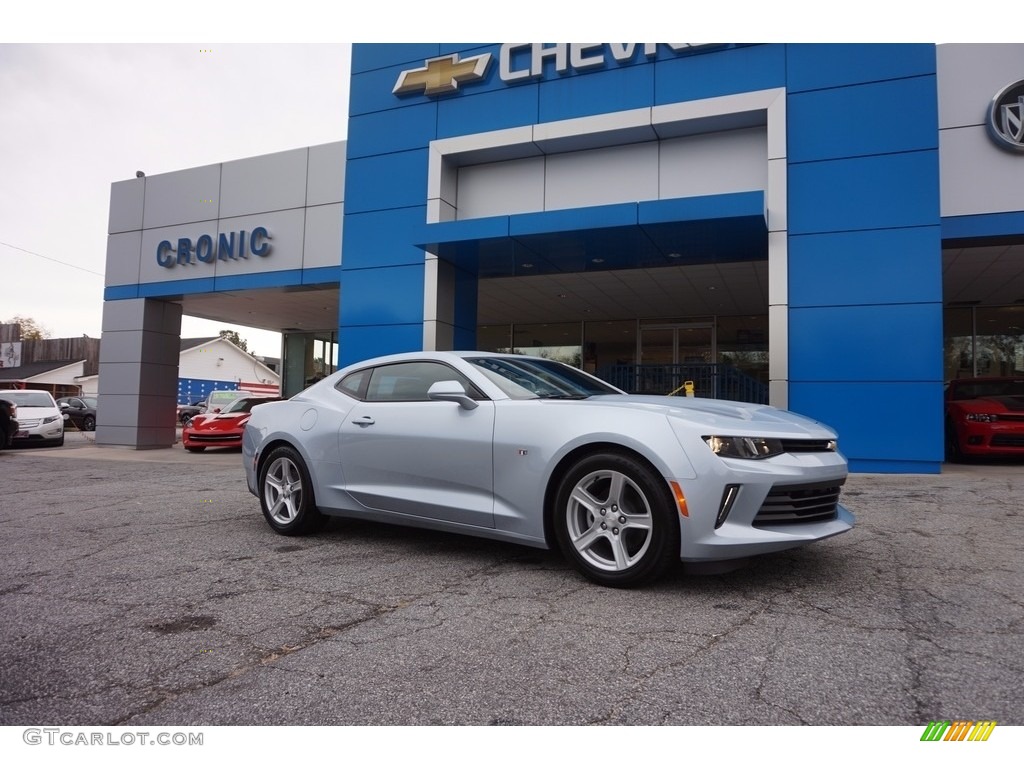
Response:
[243, 351, 854, 587]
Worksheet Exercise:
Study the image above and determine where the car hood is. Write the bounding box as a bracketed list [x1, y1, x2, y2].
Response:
[10, 405, 60, 418]
[580, 395, 836, 436]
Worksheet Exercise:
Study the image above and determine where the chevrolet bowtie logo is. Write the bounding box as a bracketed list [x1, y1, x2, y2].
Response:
[393, 53, 492, 96]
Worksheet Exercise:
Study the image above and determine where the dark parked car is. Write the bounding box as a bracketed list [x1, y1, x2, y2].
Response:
[0, 398, 18, 449]
[57, 396, 98, 431]
[176, 400, 206, 426]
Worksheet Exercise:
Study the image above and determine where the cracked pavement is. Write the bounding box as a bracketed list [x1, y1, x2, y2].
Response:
[1, 434, 1021, 725]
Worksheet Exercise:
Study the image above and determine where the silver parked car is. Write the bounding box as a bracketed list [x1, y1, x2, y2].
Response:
[242, 351, 854, 587]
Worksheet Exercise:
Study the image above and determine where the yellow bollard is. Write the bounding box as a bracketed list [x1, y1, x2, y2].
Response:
[684, 380, 695, 397]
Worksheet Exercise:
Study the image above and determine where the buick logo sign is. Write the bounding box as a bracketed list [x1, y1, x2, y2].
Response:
[988, 79, 1024, 153]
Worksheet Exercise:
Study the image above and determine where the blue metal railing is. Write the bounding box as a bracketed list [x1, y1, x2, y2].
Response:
[595, 363, 768, 404]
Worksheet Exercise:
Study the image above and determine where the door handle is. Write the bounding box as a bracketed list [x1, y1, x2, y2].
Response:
[351, 416, 375, 426]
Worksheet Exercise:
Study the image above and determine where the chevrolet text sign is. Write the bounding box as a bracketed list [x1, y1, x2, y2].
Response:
[394, 44, 719, 96]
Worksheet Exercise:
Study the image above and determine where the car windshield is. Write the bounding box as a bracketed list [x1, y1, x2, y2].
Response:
[1, 391, 54, 407]
[950, 379, 1024, 400]
[466, 356, 621, 400]
[82, 397, 97, 408]
[222, 397, 276, 414]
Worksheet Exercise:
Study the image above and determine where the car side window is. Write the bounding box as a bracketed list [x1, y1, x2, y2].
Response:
[336, 369, 369, 399]
[364, 362, 483, 402]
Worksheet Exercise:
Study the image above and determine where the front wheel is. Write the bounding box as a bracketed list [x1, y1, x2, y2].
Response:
[553, 453, 680, 588]
[258, 446, 325, 535]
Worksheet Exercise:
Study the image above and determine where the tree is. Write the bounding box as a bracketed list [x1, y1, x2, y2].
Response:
[4, 315, 50, 340]
[218, 329, 249, 353]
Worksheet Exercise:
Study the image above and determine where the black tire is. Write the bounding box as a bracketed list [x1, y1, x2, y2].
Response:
[945, 419, 964, 463]
[553, 452, 679, 588]
[258, 445, 325, 535]
[84, 415, 96, 431]
[53, 434, 65, 447]
[185, 446, 206, 453]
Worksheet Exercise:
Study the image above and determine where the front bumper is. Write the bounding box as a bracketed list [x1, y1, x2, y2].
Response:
[674, 452, 854, 562]
[13, 418, 64, 443]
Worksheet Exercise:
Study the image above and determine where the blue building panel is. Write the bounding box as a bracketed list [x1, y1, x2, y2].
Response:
[655, 44, 785, 104]
[789, 304, 943, 383]
[788, 76, 939, 163]
[351, 44, 440, 76]
[437, 81, 541, 138]
[788, 150, 940, 235]
[786, 44, 937, 93]
[344, 150, 430, 215]
[538, 62, 654, 123]
[789, 227, 942, 308]
[343, 207, 430, 270]
[339, 264, 425, 327]
[347, 102, 439, 157]
[789, 381, 944, 472]
[338, 323, 426, 367]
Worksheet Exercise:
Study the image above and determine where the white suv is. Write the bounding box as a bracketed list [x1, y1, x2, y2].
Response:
[0, 389, 65, 447]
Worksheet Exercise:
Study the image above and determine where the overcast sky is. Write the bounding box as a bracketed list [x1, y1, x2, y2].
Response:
[1, 42, 350, 357]
[1, 7, 994, 358]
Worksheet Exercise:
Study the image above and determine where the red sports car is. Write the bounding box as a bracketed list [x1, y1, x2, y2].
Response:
[945, 377, 1024, 460]
[182, 396, 281, 452]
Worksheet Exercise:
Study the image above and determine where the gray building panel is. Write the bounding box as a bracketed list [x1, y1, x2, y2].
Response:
[220, 148, 309, 218]
[141, 164, 222, 230]
[306, 141, 347, 206]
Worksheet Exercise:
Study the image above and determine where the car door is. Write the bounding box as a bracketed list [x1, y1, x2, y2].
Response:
[61, 398, 85, 427]
[338, 361, 495, 529]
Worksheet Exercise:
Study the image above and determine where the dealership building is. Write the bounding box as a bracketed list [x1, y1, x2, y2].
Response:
[99, 43, 1024, 473]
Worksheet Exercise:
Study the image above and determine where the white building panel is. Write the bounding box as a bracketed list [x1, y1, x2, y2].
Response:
[306, 141, 347, 206]
[545, 142, 659, 211]
[303, 203, 344, 268]
[457, 156, 545, 219]
[220, 148, 309, 218]
[108, 177, 145, 234]
[141, 164, 222, 229]
[659, 127, 767, 200]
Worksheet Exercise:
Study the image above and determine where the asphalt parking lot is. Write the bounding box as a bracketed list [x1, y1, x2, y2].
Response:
[0, 430, 1021, 726]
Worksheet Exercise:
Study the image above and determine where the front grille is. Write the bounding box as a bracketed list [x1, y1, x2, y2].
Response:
[190, 433, 242, 443]
[780, 438, 835, 453]
[991, 435, 1024, 447]
[754, 479, 845, 526]
[17, 419, 41, 428]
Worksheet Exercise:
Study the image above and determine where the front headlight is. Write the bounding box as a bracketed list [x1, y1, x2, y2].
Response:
[965, 413, 998, 423]
[43, 415, 61, 424]
[704, 435, 784, 460]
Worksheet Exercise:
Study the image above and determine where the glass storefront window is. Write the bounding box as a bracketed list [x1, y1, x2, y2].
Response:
[512, 322, 582, 366]
[943, 305, 1024, 381]
[477, 324, 513, 352]
[944, 306, 975, 381]
[582, 320, 636, 373]
[717, 315, 769, 384]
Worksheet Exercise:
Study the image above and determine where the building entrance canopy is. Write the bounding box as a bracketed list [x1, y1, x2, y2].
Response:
[419, 191, 766, 278]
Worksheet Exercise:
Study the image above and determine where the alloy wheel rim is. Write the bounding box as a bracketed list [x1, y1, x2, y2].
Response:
[264, 457, 303, 524]
[565, 469, 653, 572]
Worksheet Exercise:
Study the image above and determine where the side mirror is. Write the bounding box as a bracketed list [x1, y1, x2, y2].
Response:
[427, 380, 479, 410]
[60, 403, 69, 411]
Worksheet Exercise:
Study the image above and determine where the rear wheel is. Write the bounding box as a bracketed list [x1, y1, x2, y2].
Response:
[258, 446, 325, 535]
[553, 452, 679, 587]
[83, 415, 95, 431]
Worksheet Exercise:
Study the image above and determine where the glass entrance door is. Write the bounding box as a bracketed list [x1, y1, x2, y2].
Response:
[638, 323, 715, 395]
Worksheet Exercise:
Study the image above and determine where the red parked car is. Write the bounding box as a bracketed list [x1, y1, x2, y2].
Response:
[182, 396, 281, 452]
[945, 377, 1024, 461]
